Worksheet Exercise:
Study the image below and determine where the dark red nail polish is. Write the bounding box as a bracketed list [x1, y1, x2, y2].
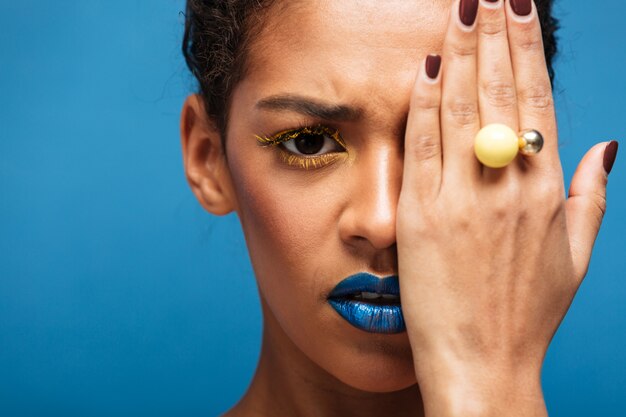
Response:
[511, 0, 532, 16]
[485, 0, 499, 2]
[459, 0, 479, 26]
[425, 55, 442, 79]
[603, 140, 619, 175]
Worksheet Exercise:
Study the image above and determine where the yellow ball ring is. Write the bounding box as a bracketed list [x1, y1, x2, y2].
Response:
[474, 123, 544, 168]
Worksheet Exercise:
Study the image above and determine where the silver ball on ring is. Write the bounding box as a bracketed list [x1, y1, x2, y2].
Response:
[518, 129, 544, 156]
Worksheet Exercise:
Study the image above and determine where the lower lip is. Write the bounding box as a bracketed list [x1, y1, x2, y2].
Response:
[327, 299, 406, 334]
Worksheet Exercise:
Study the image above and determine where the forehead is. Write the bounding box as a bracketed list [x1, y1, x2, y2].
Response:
[238, 0, 450, 115]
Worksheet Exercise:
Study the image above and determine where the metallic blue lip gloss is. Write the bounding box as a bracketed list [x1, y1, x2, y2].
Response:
[327, 272, 405, 334]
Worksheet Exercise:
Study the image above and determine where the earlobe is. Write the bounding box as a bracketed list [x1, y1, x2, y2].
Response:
[180, 94, 237, 215]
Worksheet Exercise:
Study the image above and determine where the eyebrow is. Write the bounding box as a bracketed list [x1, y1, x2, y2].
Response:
[255, 94, 363, 122]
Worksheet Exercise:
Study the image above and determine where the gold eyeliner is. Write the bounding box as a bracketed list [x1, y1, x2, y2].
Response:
[255, 124, 347, 170]
[276, 150, 343, 170]
[255, 125, 346, 148]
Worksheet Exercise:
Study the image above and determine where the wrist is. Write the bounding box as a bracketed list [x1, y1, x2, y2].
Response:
[414, 353, 547, 417]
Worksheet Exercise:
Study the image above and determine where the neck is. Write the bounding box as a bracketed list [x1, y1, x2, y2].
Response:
[226, 302, 424, 417]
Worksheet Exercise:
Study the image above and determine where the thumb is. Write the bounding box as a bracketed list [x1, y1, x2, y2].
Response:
[565, 140, 619, 282]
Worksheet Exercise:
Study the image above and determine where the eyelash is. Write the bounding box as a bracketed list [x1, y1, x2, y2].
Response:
[255, 123, 347, 170]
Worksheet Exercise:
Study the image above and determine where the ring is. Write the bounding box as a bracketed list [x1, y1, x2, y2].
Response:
[474, 123, 544, 168]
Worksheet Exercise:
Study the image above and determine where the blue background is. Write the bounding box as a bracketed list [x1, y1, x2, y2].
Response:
[1, 1, 624, 416]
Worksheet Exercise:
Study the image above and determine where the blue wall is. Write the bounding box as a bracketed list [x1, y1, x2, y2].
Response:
[1, 1, 624, 416]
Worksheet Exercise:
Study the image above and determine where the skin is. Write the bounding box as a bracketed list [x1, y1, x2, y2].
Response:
[181, 0, 611, 415]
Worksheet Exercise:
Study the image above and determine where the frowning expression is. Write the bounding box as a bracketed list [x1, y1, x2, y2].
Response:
[224, 0, 449, 392]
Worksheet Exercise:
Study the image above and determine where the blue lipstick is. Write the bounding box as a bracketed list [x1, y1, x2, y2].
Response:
[327, 272, 405, 334]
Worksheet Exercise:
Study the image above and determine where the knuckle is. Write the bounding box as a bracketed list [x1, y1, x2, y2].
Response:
[480, 18, 507, 38]
[446, 194, 477, 228]
[536, 176, 560, 195]
[399, 202, 439, 236]
[448, 41, 477, 59]
[534, 179, 561, 201]
[490, 203, 509, 221]
[409, 133, 441, 162]
[589, 189, 608, 220]
[412, 214, 438, 237]
[516, 36, 544, 52]
[445, 99, 479, 127]
[481, 80, 517, 109]
[519, 84, 553, 111]
[450, 207, 473, 230]
[534, 181, 565, 216]
[411, 91, 440, 111]
[492, 186, 521, 219]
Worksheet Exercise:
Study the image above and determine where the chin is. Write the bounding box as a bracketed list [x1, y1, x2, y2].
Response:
[338, 370, 418, 394]
[261, 297, 420, 394]
[329, 340, 419, 393]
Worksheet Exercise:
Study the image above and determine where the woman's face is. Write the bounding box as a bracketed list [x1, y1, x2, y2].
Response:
[225, 0, 449, 392]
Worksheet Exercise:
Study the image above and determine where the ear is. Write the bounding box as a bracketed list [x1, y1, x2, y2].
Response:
[180, 94, 237, 215]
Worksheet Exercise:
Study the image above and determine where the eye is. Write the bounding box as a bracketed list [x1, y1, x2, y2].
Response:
[282, 129, 344, 156]
[255, 125, 347, 170]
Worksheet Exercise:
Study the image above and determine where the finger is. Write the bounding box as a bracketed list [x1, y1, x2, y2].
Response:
[477, 0, 520, 182]
[565, 141, 618, 283]
[403, 55, 443, 201]
[477, 0, 518, 130]
[441, 0, 482, 186]
[506, 0, 558, 171]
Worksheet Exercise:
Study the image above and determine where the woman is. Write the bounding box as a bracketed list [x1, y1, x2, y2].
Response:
[180, 0, 619, 415]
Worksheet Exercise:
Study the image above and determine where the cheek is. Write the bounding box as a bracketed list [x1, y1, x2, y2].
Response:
[227, 150, 343, 297]
[226, 152, 349, 363]
[227, 159, 418, 392]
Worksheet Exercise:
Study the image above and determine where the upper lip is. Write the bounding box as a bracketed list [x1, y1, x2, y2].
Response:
[327, 272, 399, 299]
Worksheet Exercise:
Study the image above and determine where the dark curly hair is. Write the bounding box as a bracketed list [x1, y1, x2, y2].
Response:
[182, 0, 559, 144]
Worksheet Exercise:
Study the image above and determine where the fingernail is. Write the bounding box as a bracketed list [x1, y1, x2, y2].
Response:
[603, 140, 619, 175]
[459, 0, 479, 26]
[425, 54, 442, 80]
[484, 0, 499, 2]
[510, 0, 532, 16]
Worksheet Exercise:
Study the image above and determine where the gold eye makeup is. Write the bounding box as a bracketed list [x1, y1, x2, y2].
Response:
[255, 124, 347, 170]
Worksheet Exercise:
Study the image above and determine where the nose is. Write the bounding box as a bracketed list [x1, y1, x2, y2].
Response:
[338, 143, 402, 252]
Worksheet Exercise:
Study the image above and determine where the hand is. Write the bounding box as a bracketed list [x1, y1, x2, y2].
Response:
[396, 0, 616, 415]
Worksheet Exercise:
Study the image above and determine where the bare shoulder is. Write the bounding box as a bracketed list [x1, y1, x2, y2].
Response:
[220, 406, 241, 417]
[220, 402, 259, 417]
